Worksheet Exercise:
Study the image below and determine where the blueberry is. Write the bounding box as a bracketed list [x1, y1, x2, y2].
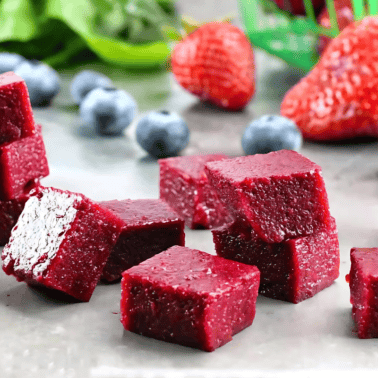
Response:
[71, 70, 113, 105]
[242, 115, 302, 155]
[14, 60, 60, 107]
[136, 111, 190, 158]
[80, 87, 137, 136]
[0, 53, 25, 74]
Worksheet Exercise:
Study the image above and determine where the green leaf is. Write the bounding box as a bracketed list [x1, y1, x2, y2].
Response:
[46, 0, 172, 67]
[0, 19, 80, 62]
[43, 36, 87, 67]
[121, 0, 180, 43]
[0, 0, 178, 68]
[46, 0, 96, 34]
[90, 0, 114, 13]
[0, 0, 39, 41]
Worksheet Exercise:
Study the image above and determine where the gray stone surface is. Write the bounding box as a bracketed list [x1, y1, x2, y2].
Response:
[1, 1, 378, 377]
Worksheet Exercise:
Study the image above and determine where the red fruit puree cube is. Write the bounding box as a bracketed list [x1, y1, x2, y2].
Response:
[347, 248, 378, 338]
[2, 187, 123, 302]
[159, 154, 232, 229]
[212, 217, 339, 303]
[205, 150, 331, 243]
[0, 124, 49, 200]
[0, 72, 35, 145]
[121, 245, 260, 352]
[100, 199, 185, 282]
[0, 182, 40, 246]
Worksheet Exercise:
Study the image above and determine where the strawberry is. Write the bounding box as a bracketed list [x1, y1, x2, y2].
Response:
[317, 0, 354, 55]
[281, 16, 378, 141]
[171, 22, 255, 111]
[272, 0, 325, 16]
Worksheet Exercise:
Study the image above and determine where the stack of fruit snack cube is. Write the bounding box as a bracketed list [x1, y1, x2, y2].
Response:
[159, 154, 233, 229]
[0, 72, 49, 245]
[205, 150, 340, 303]
[0, 69, 127, 302]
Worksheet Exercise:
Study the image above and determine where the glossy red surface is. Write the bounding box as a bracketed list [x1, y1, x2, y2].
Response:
[348, 248, 378, 338]
[171, 22, 255, 111]
[281, 17, 378, 141]
[121, 245, 260, 351]
[206, 150, 331, 243]
[159, 154, 232, 229]
[213, 217, 340, 303]
[2, 187, 123, 302]
[100, 199, 185, 282]
[0, 72, 35, 145]
[0, 124, 49, 200]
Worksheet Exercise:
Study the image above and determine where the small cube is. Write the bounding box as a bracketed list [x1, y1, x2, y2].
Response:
[159, 154, 232, 229]
[0, 72, 35, 145]
[0, 182, 40, 246]
[205, 150, 331, 243]
[212, 217, 339, 303]
[100, 199, 185, 282]
[347, 248, 378, 338]
[2, 187, 123, 302]
[0, 124, 49, 200]
[121, 245, 260, 352]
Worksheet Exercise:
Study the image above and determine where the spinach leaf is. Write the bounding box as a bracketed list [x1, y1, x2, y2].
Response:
[0, 0, 178, 68]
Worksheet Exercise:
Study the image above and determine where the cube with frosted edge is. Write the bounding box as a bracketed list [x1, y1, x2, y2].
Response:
[2, 187, 123, 302]
[121, 245, 260, 351]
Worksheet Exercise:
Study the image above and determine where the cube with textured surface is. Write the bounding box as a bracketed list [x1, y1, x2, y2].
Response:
[100, 199, 185, 282]
[0, 124, 49, 200]
[205, 150, 331, 243]
[121, 245, 260, 351]
[0, 72, 36, 145]
[347, 248, 378, 338]
[2, 187, 123, 302]
[159, 154, 232, 229]
[213, 217, 339, 303]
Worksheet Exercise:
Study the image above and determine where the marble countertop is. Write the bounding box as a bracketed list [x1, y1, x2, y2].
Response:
[2, 2, 378, 377]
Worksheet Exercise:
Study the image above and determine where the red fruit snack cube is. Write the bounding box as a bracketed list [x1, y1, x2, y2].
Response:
[159, 154, 232, 229]
[205, 150, 331, 243]
[0, 182, 40, 246]
[100, 199, 185, 282]
[347, 248, 378, 338]
[213, 217, 339, 303]
[2, 187, 123, 302]
[0, 124, 49, 200]
[0, 72, 35, 145]
[121, 245, 260, 351]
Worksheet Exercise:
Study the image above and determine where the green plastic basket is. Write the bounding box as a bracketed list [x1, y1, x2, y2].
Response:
[239, 0, 378, 71]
